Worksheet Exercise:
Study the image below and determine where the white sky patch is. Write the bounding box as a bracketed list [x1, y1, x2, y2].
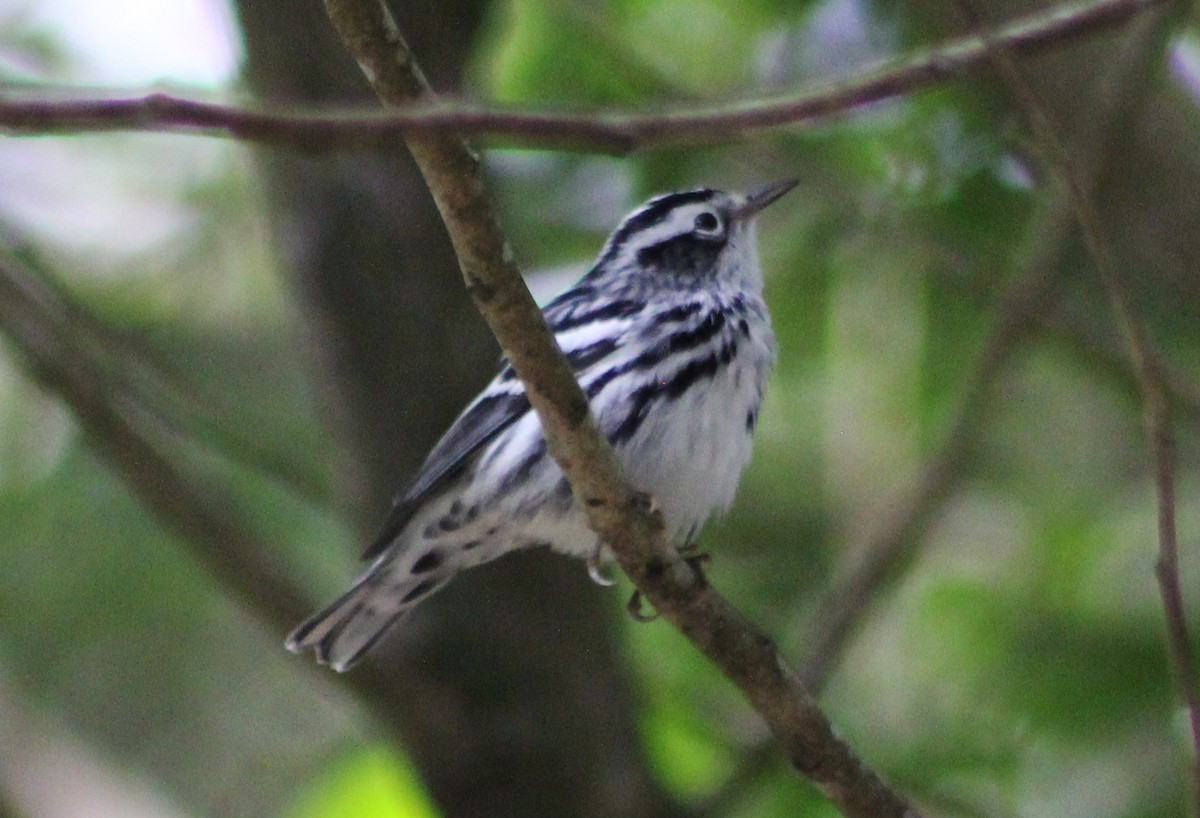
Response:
[20, 0, 242, 86]
[1170, 34, 1200, 105]
[0, 0, 244, 262]
[526, 262, 586, 305]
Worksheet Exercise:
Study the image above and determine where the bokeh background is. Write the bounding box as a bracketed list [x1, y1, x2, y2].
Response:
[1, 0, 1199, 816]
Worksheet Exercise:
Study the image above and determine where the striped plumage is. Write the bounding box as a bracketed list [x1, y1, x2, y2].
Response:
[288, 180, 796, 671]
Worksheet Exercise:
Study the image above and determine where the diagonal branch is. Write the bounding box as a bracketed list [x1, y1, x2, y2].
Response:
[320, 0, 922, 816]
[0, 245, 455, 753]
[0, 0, 1166, 154]
[799, 266, 1041, 692]
[698, 7, 1177, 810]
[1041, 306, 1200, 425]
[799, 0, 1175, 695]
[0, 249, 312, 634]
[952, 0, 1200, 811]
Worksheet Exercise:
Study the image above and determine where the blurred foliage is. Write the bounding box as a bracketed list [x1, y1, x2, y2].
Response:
[287, 746, 437, 818]
[1, 0, 1198, 817]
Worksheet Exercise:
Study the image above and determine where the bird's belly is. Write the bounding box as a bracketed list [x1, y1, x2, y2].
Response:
[485, 315, 774, 558]
[616, 346, 771, 543]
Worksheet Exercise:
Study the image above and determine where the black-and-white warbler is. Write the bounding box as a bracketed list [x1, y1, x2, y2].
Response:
[287, 180, 796, 671]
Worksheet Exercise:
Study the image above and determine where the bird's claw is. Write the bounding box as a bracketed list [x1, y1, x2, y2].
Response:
[626, 589, 658, 622]
[587, 546, 616, 587]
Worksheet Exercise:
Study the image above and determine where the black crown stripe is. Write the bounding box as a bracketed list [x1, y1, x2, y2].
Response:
[598, 188, 717, 266]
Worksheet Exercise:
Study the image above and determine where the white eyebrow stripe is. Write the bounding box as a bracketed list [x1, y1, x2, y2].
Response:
[613, 203, 721, 258]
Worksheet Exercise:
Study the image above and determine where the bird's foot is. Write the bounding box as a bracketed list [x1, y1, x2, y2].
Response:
[626, 589, 658, 622]
[677, 543, 711, 570]
[586, 545, 616, 587]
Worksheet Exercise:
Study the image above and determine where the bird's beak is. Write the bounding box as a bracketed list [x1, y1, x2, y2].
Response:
[734, 178, 799, 220]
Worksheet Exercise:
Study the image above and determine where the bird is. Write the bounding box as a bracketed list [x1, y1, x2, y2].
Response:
[287, 179, 797, 671]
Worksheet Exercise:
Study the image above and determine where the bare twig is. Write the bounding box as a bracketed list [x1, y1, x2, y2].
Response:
[800, 264, 1044, 692]
[1040, 304, 1200, 423]
[0, 0, 1165, 154]
[1, 238, 332, 508]
[0, 249, 312, 634]
[1150, 400, 1200, 809]
[954, 0, 1200, 809]
[699, 8, 1175, 809]
[0, 245, 478, 756]
[799, 0, 1174, 696]
[321, 0, 924, 815]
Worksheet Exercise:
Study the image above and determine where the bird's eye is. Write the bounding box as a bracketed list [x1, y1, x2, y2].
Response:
[693, 211, 721, 234]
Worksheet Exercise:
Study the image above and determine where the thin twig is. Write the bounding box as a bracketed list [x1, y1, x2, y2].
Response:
[800, 265, 1044, 692]
[799, 0, 1174, 695]
[700, 8, 1175, 808]
[0, 0, 1165, 154]
[0, 249, 312, 634]
[1040, 305, 1200, 423]
[321, 0, 924, 815]
[1, 237, 333, 509]
[954, 0, 1200, 810]
[0, 246, 463, 751]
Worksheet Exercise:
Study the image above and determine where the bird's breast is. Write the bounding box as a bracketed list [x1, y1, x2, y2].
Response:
[610, 297, 775, 543]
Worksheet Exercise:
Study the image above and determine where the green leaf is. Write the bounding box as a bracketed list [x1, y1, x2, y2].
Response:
[287, 746, 438, 818]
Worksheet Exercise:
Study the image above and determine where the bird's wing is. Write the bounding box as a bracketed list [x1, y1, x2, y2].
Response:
[361, 386, 530, 560]
[361, 283, 642, 561]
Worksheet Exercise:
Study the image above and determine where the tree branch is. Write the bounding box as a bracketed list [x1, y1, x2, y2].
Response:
[0, 244, 473, 767]
[799, 268, 1037, 692]
[0, 248, 312, 635]
[799, 0, 1175, 695]
[694, 5, 1178, 809]
[0, 0, 1165, 154]
[320, 0, 922, 815]
[953, 0, 1200, 810]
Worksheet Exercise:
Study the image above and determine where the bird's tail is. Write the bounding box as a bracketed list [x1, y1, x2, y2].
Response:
[285, 558, 448, 672]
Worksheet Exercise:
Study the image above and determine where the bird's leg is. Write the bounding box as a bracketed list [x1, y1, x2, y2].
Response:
[625, 525, 713, 622]
[626, 588, 657, 622]
[676, 530, 711, 572]
[676, 542, 711, 562]
[586, 541, 616, 587]
[680, 549, 711, 573]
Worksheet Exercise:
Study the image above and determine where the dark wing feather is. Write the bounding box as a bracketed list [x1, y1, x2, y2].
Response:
[361, 279, 641, 562]
[361, 389, 530, 560]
